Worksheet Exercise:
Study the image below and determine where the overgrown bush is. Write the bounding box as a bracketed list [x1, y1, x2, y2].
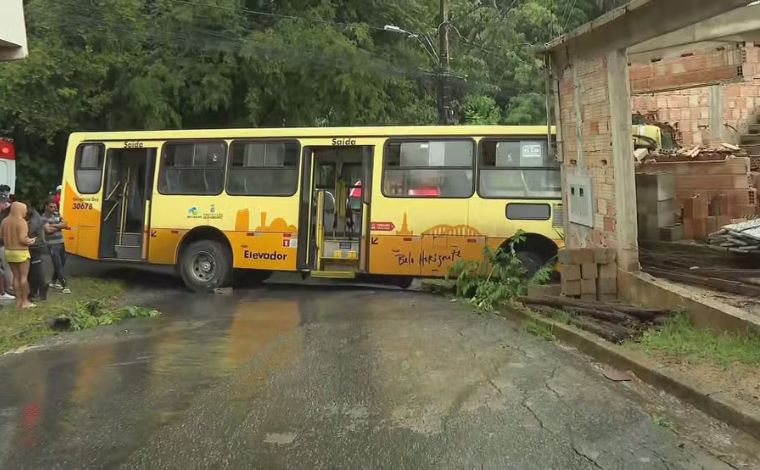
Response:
[448, 231, 553, 313]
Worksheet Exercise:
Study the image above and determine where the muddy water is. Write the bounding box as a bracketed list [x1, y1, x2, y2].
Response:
[0, 288, 306, 468]
[0, 286, 757, 469]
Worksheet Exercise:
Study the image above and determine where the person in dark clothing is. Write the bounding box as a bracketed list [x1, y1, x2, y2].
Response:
[25, 202, 47, 301]
[42, 200, 70, 293]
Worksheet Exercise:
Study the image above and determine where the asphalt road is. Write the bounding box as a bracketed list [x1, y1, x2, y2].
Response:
[0, 270, 758, 469]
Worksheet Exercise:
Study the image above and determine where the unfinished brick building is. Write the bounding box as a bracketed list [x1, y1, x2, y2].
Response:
[542, 0, 760, 326]
[631, 41, 760, 152]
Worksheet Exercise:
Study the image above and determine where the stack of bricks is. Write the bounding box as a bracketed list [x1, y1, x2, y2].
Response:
[558, 248, 618, 302]
[637, 157, 757, 239]
[635, 172, 682, 241]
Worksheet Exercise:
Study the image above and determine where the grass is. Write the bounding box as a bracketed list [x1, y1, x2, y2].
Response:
[630, 314, 760, 367]
[0, 277, 126, 354]
[526, 319, 555, 341]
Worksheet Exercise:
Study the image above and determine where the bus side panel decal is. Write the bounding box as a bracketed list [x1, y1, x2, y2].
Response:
[368, 235, 421, 276]
[228, 232, 297, 271]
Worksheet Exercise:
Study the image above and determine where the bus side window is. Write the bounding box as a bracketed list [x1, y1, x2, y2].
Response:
[158, 141, 227, 195]
[382, 139, 474, 198]
[226, 141, 299, 196]
[75, 143, 105, 194]
[478, 139, 560, 199]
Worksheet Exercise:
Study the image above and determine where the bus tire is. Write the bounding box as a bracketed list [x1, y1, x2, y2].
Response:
[395, 276, 414, 289]
[515, 250, 544, 277]
[178, 240, 232, 292]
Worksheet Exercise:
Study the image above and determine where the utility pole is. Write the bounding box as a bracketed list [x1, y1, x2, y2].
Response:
[438, 0, 452, 125]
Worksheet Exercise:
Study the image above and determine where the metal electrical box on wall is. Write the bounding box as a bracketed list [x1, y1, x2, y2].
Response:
[566, 174, 594, 228]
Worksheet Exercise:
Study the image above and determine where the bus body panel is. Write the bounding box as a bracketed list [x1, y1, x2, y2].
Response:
[62, 126, 562, 280]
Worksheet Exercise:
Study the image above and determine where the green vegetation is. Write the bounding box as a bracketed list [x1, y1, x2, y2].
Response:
[449, 231, 554, 312]
[630, 314, 760, 367]
[651, 415, 674, 429]
[0, 277, 129, 354]
[526, 319, 555, 341]
[0, 0, 603, 205]
[61, 301, 159, 331]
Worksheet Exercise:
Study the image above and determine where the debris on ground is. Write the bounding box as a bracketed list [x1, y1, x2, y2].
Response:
[707, 219, 760, 253]
[518, 295, 671, 344]
[640, 242, 760, 298]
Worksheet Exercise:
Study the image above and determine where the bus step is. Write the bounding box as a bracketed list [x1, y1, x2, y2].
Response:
[115, 245, 142, 260]
[118, 232, 143, 246]
[310, 270, 356, 280]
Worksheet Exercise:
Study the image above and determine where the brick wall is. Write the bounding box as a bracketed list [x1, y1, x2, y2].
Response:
[631, 43, 760, 146]
[557, 55, 618, 250]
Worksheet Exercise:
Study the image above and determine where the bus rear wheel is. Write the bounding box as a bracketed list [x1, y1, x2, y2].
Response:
[179, 240, 232, 292]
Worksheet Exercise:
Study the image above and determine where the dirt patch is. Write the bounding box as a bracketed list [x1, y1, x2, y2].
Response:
[649, 353, 760, 409]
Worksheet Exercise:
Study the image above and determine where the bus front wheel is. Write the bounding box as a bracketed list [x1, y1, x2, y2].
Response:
[179, 240, 232, 292]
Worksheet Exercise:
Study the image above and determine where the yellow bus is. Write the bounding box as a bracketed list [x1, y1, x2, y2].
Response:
[61, 126, 563, 291]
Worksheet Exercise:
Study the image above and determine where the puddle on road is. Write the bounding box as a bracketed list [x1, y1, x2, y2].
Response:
[0, 290, 304, 467]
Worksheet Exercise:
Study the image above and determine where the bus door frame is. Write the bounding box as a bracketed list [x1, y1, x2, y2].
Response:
[296, 143, 375, 273]
[99, 142, 157, 261]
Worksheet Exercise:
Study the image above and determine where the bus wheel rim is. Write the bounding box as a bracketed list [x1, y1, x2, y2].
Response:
[191, 251, 216, 282]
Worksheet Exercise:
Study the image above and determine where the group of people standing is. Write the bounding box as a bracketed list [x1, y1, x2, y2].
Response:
[0, 185, 69, 309]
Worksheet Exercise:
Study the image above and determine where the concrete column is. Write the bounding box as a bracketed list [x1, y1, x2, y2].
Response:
[607, 48, 640, 272]
[708, 85, 723, 143]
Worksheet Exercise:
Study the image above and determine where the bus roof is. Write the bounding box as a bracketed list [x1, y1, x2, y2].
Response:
[69, 125, 555, 141]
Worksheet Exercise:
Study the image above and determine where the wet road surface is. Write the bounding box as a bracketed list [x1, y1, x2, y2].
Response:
[1, 278, 759, 469]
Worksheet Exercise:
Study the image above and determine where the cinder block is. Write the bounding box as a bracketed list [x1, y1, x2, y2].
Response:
[560, 264, 581, 281]
[569, 248, 594, 265]
[581, 278, 597, 295]
[581, 263, 598, 280]
[597, 277, 618, 295]
[704, 216, 719, 236]
[527, 284, 562, 298]
[659, 225, 683, 242]
[557, 249, 572, 265]
[598, 262, 618, 280]
[593, 248, 616, 264]
[715, 216, 731, 229]
[682, 196, 708, 220]
[562, 279, 581, 297]
[598, 294, 618, 303]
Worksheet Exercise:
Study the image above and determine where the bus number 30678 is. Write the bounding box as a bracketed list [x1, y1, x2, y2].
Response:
[73, 202, 93, 210]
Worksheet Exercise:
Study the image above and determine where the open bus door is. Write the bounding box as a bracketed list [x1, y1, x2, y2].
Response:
[298, 145, 373, 279]
[99, 145, 156, 261]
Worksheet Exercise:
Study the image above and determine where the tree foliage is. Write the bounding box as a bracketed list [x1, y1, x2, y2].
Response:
[0, 0, 600, 203]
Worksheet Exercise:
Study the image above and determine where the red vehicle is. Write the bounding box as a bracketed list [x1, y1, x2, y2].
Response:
[0, 138, 16, 194]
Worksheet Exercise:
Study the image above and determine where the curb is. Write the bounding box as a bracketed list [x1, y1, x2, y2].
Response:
[505, 304, 760, 441]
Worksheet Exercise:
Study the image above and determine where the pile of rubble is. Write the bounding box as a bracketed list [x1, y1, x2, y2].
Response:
[707, 219, 760, 253]
[635, 143, 750, 164]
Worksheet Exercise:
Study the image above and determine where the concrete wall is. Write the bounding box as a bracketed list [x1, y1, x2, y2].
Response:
[0, 0, 28, 61]
[631, 43, 760, 145]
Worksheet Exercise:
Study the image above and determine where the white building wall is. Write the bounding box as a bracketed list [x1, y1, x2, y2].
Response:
[0, 0, 28, 61]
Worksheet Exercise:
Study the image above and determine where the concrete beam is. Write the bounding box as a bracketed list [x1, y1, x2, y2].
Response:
[628, 40, 744, 64]
[545, 0, 750, 65]
[629, 4, 760, 57]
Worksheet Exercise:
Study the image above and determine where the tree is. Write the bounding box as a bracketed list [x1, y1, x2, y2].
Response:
[0, 0, 600, 203]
